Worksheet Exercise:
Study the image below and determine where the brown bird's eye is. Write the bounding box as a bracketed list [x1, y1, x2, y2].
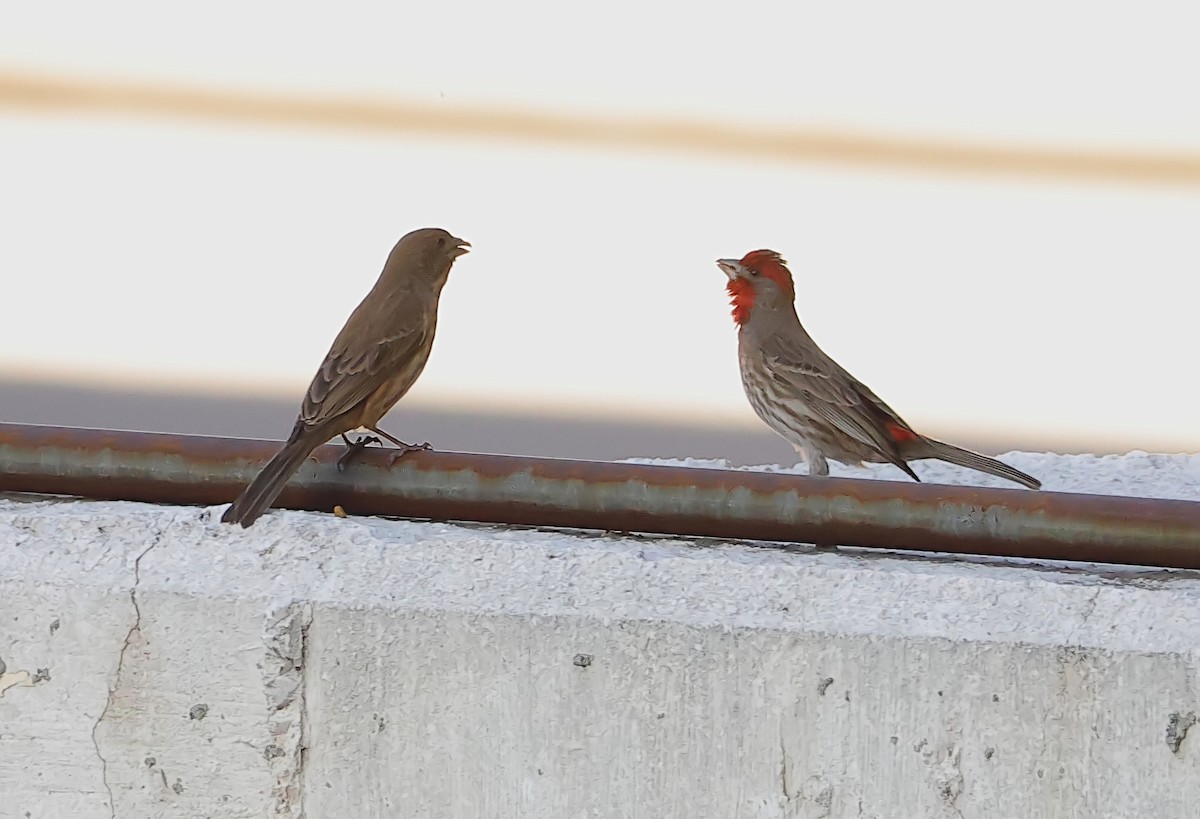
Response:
[437, 237, 446, 246]
[749, 269, 760, 276]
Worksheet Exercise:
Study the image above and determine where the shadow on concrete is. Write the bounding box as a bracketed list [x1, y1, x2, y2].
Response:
[0, 377, 1113, 465]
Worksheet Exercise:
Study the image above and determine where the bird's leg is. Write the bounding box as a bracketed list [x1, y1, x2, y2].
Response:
[798, 446, 830, 478]
[366, 426, 433, 464]
[337, 432, 383, 472]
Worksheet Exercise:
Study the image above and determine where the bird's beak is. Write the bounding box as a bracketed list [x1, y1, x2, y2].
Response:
[716, 259, 742, 280]
[452, 239, 471, 257]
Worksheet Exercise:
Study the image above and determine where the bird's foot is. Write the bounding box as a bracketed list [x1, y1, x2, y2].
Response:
[388, 441, 432, 465]
[337, 435, 382, 472]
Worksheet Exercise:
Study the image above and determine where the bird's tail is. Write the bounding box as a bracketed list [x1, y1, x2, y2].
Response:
[221, 433, 321, 527]
[905, 437, 1041, 490]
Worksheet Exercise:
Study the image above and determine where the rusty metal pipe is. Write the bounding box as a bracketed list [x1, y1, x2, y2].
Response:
[0, 422, 1197, 568]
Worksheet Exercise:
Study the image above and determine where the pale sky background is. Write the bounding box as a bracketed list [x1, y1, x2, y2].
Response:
[1, 1, 1198, 453]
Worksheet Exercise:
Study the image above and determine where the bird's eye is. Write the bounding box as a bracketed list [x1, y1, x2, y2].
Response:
[749, 269, 760, 276]
[437, 237, 446, 246]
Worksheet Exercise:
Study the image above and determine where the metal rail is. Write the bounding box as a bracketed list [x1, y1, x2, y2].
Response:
[0, 423, 1196, 568]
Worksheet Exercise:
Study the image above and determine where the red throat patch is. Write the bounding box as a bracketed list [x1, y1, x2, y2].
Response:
[727, 278, 756, 325]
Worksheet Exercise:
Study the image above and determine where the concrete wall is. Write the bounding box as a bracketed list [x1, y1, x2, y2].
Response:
[1, 497, 1199, 818]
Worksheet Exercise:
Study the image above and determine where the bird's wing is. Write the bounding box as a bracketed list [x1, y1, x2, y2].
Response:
[299, 288, 434, 427]
[758, 332, 910, 460]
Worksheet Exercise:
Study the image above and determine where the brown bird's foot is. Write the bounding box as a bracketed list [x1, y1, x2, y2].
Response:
[388, 441, 432, 465]
[337, 434, 382, 472]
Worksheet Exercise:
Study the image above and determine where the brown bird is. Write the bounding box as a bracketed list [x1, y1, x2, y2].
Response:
[222, 227, 470, 527]
[718, 249, 1040, 489]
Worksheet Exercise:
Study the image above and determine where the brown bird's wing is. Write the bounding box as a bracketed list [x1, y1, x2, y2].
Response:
[757, 332, 911, 464]
[299, 285, 435, 428]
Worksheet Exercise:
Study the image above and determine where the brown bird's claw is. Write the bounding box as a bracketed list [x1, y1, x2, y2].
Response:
[388, 441, 432, 465]
[337, 434, 382, 472]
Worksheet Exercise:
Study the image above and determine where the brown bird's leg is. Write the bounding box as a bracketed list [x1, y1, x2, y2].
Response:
[366, 426, 433, 464]
[337, 432, 383, 472]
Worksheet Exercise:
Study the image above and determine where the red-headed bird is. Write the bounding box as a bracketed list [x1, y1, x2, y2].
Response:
[717, 249, 1040, 489]
[222, 227, 471, 527]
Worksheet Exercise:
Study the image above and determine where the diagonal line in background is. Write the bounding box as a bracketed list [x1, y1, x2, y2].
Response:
[2, 67, 1199, 187]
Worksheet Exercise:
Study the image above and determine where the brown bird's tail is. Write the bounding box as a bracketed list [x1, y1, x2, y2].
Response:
[903, 437, 1042, 490]
[221, 429, 323, 527]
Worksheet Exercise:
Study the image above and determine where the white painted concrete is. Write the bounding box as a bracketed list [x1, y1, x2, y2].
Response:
[1, 493, 1199, 818]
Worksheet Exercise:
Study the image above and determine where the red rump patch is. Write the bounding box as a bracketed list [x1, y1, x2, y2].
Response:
[727, 278, 756, 325]
[886, 421, 918, 443]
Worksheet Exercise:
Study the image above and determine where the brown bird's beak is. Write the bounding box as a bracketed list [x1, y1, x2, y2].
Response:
[716, 258, 742, 280]
[451, 238, 471, 257]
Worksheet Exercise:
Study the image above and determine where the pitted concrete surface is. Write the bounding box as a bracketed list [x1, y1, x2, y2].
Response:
[0, 485, 1198, 817]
